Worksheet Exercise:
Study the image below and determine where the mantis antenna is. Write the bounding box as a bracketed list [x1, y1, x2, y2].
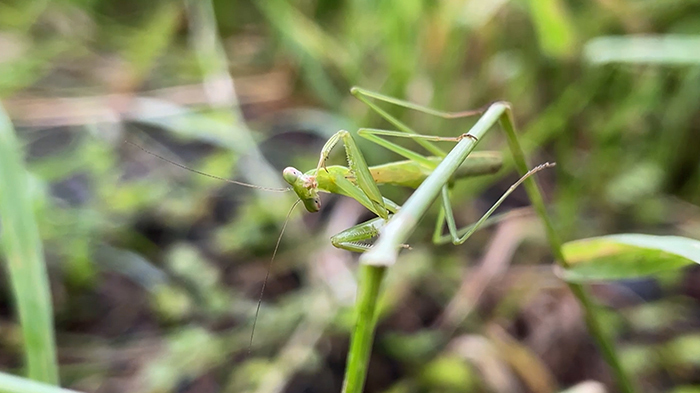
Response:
[125, 140, 299, 355]
[125, 140, 291, 193]
[248, 199, 301, 355]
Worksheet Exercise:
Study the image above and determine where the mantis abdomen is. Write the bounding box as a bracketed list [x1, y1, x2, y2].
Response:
[315, 151, 503, 191]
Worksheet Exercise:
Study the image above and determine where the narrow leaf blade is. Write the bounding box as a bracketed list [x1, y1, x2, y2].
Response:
[0, 104, 58, 383]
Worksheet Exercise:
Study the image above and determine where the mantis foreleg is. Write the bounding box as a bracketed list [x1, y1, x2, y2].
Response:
[315, 130, 389, 219]
[330, 218, 385, 252]
[316, 127, 485, 221]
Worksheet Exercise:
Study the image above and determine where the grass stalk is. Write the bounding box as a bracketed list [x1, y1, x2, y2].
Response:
[345, 104, 506, 392]
[499, 109, 636, 393]
[0, 104, 59, 384]
[341, 265, 387, 393]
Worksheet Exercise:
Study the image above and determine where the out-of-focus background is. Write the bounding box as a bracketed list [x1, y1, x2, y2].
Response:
[1, 1, 700, 392]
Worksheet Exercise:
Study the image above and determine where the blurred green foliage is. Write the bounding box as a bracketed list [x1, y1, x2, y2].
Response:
[0, 0, 699, 392]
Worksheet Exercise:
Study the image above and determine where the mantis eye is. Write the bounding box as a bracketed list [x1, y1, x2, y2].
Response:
[283, 167, 302, 185]
[301, 196, 321, 213]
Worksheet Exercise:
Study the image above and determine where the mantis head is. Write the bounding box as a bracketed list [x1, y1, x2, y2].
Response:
[283, 167, 321, 212]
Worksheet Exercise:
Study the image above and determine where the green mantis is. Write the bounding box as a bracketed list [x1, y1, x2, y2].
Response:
[281, 87, 551, 254]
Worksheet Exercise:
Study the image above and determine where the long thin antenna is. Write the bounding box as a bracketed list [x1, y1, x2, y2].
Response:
[248, 199, 301, 355]
[125, 140, 291, 193]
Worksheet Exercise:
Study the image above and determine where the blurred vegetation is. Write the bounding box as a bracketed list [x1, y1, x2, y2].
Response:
[0, 0, 699, 392]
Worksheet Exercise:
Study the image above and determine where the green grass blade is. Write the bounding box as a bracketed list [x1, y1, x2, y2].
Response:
[341, 265, 386, 393]
[561, 234, 700, 282]
[0, 104, 58, 384]
[0, 371, 80, 393]
[499, 109, 637, 393]
[525, 0, 576, 58]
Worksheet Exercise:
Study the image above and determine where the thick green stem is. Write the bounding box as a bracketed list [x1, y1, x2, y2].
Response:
[500, 109, 636, 393]
[341, 265, 387, 393]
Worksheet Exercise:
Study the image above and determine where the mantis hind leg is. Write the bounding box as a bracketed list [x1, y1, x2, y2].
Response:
[351, 87, 488, 119]
[432, 163, 556, 245]
[351, 86, 487, 158]
[357, 127, 478, 170]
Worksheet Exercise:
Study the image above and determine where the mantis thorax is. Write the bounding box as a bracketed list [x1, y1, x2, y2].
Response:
[282, 167, 321, 212]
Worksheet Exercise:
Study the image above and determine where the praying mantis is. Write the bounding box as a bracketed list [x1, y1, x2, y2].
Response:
[281, 87, 552, 253]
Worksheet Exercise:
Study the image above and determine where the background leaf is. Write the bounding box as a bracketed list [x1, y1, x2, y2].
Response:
[561, 234, 700, 282]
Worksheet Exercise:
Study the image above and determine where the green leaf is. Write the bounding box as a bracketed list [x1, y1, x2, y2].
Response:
[585, 35, 700, 65]
[561, 234, 700, 282]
